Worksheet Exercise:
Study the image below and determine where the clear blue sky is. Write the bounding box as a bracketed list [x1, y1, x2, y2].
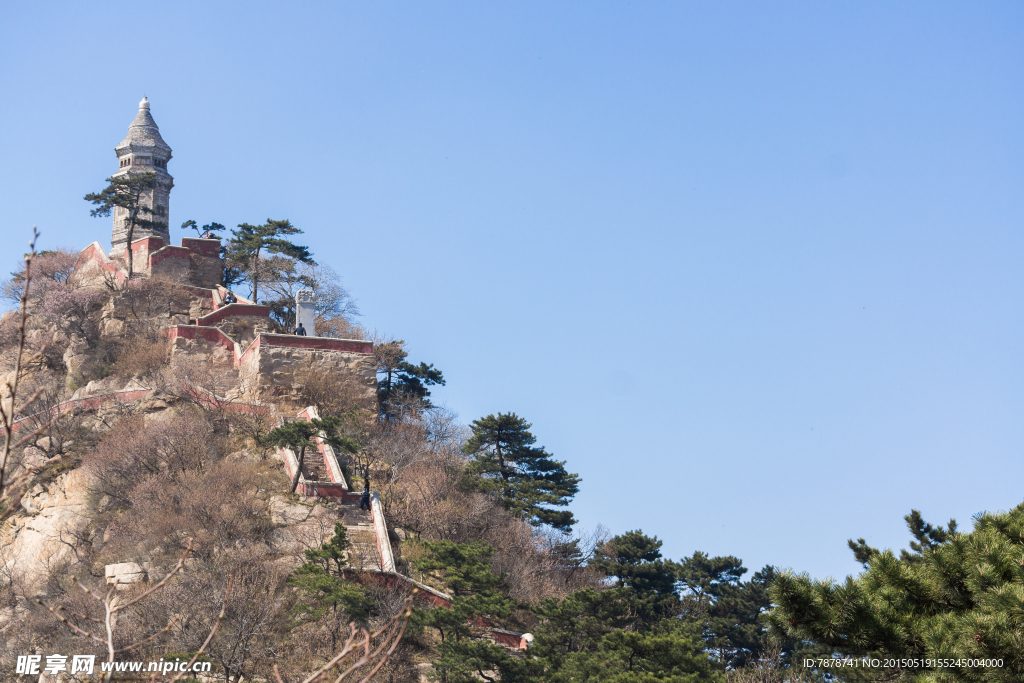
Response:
[2, 2, 1022, 580]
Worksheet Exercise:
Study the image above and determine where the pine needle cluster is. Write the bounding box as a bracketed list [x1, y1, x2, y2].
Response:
[768, 505, 1024, 681]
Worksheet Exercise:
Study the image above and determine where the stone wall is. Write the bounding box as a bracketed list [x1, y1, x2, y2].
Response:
[75, 242, 126, 289]
[179, 238, 222, 288]
[169, 333, 238, 371]
[76, 237, 223, 290]
[211, 314, 277, 348]
[239, 335, 376, 407]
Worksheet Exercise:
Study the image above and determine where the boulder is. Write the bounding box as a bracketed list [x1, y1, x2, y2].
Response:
[105, 562, 146, 590]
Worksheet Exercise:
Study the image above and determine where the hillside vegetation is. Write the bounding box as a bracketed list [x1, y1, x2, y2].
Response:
[0, 228, 1015, 683]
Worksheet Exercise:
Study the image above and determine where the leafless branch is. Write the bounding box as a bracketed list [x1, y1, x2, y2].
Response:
[272, 594, 414, 683]
[162, 572, 234, 683]
[0, 227, 39, 509]
[111, 541, 193, 613]
[38, 541, 239, 683]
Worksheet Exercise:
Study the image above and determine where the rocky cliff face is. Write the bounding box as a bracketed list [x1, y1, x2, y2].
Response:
[2, 466, 94, 599]
[0, 440, 354, 634]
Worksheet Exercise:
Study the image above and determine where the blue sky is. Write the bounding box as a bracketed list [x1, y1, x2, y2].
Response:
[2, 2, 1022, 580]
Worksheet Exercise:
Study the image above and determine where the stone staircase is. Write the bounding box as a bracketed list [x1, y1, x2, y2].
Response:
[275, 413, 386, 571]
[339, 498, 383, 570]
[296, 434, 326, 481]
[271, 409, 531, 651]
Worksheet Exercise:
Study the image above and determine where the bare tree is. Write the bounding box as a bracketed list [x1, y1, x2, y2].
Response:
[358, 410, 432, 510]
[725, 636, 817, 683]
[272, 598, 413, 683]
[103, 459, 272, 562]
[317, 314, 369, 340]
[40, 544, 412, 683]
[231, 403, 277, 459]
[37, 543, 233, 683]
[186, 560, 286, 683]
[168, 354, 239, 413]
[296, 358, 375, 419]
[0, 228, 62, 524]
[2, 247, 78, 306]
[261, 259, 360, 329]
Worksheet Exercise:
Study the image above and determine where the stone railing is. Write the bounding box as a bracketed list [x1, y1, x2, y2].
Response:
[280, 407, 396, 573]
[341, 570, 532, 650]
[296, 407, 348, 485]
[252, 333, 373, 354]
[10, 387, 153, 433]
[78, 237, 223, 284]
[165, 324, 241, 356]
[277, 406, 352, 499]
[76, 241, 128, 285]
[280, 407, 527, 648]
[276, 443, 345, 498]
[147, 243, 191, 267]
[369, 492, 396, 572]
[195, 303, 271, 326]
[210, 286, 256, 309]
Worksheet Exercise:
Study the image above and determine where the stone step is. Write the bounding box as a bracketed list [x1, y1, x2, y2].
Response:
[342, 501, 381, 570]
[341, 508, 372, 523]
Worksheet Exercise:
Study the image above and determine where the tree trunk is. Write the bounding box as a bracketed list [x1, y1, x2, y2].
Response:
[290, 445, 306, 493]
[125, 222, 134, 278]
[250, 248, 262, 303]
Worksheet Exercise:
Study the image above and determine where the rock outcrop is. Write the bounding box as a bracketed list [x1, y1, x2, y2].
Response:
[2, 467, 94, 598]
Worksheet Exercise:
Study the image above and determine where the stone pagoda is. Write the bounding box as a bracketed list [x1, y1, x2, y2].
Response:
[110, 97, 174, 252]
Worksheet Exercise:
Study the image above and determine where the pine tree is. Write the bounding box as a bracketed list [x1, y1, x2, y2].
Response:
[848, 509, 958, 568]
[180, 219, 226, 238]
[374, 339, 445, 416]
[591, 530, 681, 623]
[412, 541, 523, 683]
[263, 417, 357, 493]
[676, 553, 780, 668]
[528, 586, 635, 658]
[527, 586, 720, 683]
[768, 503, 1024, 682]
[539, 624, 720, 683]
[590, 532, 788, 670]
[84, 172, 165, 277]
[463, 413, 580, 532]
[226, 219, 313, 303]
[288, 521, 372, 651]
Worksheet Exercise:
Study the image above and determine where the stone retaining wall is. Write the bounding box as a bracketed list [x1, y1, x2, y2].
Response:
[239, 334, 375, 406]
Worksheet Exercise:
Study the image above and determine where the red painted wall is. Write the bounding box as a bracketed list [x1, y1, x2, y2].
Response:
[181, 237, 221, 257]
[130, 236, 164, 254]
[149, 245, 191, 266]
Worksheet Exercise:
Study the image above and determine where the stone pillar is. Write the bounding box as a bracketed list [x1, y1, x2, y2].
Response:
[296, 289, 316, 334]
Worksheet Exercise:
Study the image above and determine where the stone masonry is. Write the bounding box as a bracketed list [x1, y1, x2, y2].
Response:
[239, 335, 376, 407]
[110, 97, 174, 251]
